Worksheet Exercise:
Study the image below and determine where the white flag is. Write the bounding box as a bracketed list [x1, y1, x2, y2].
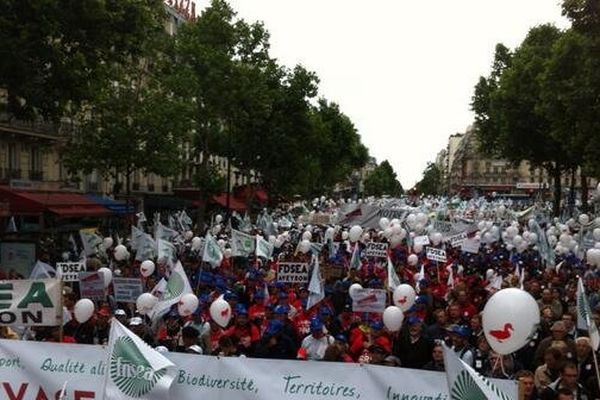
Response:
[80, 229, 102, 256]
[256, 235, 273, 260]
[349, 243, 361, 270]
[6, 216, 17, 233]
[149, 261, 192, 320]
[202, 233, 223, 268]
[306, 255, 324, 310]
[577, 277, 600, 350]
[416, 263, 425, 293]
[443, 343, 513, 400]
[29, 260, 56, 279]
[231, 229, 255, 257]
[154, 222, 179, 243]
[447, 267, 455, 289]
[104, 319, 175, 400]
[135, 232, 156, 262]
[157, 239, 176, 266]
[150, 278, 168, 298]
[387, 257, 401, 291]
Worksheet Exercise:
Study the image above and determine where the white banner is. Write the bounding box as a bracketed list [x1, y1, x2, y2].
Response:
[364, 242, 388, 258]
[277, 263, 309, 284]
[0, 279, 61, 326]
[426, 247, 447, 263]
[56, 262, 86, 282]
[351, 288, 387, 313]
[0, 339, 518, 400]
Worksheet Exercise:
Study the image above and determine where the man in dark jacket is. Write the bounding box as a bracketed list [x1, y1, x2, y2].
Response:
[541, 362, 590, 400]
[394, 316, 432, 369]
[255, 320, 297, 360]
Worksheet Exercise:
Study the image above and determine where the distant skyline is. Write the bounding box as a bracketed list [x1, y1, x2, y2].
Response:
[199, 0, 570, 189]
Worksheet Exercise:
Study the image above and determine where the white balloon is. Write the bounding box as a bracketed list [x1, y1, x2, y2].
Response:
[393, 284, 416, 312]
[430, 232, 443, 246]
[140, 260, 155, 277]
[528, 232, 538, 244]
[593, 228, 600, 241]
[61, 252, 69, 261]
[348, 283, 363, 300]
[302, 231, 312, 241]
[210, 296, 232, 328]
[413, 244, 423, 254]
[579, 214, 590, 226]
[379, 217, 391, 230]
[361, 232, 370, 242]
[191, 236, 202, 251]
[74, 299, 95, 323]
[217, 239, 226, 249]
[178, 293, 199, 317]
[98, 267, 112, 288]
[482, 288, 540, 355]
[114, 244, 128, 261]
[349, 225, 363, 242]
[384, 227, 394, 239]
[414, 223, 424, 233]
[407, 254, 418, 266]
[406, 214, 417, 227]
[215, 214, 223, 224]
[383, 306, 404, 332]
[212, 224, 222, 235]
[184, 231, 194, 241]
[416, 212, 428, 225]
[137, 293, 158, 315]
[224, 248, 232, 259]
[341, 231, 349, 240]
[299, 239, 311, 254]
[102, 237, 114, 250]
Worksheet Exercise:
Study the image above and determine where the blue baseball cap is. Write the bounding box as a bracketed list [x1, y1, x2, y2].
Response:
[319, 306, 333, 316]
[278, 291, 289, 299]
[265, 320, 284, 336]
[274, 305, 290, 315]
[310, 318, 323, 332]
[235, 304, 248, 316]
[407, 316, 423, 326]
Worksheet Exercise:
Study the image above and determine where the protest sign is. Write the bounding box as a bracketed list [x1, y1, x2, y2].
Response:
[365, 242, 388, 258]
[461, 238, 481, 254]
[0, 339, 518, 400]
[277, 263, 309, 283]
[426, 247, 447, 263]
[447, 232, 467, 248]
[413, 235, 430, 246]
[0, 279, 61, 326]
[352, 288, 387, 313]
[79, 272, 105, 301]
[56, 262, 86, 282]
[321, 264, 345, 280]
[113, 277, 144, 303]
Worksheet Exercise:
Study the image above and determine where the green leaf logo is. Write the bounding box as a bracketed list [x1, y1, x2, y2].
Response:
[451, 370, 487, 400]
[162, 273, 185, 302]
[110, 336, 165, 398]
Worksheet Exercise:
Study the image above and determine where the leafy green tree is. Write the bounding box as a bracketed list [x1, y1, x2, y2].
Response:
[415, 163, 443, 195]
[62, 59, 191, 195]
[0, 0, 166, 121]
[472, 25, 567, 215]
[364, 160, 403, 197]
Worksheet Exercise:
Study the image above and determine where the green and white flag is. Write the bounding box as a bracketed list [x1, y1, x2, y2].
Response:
[387, 257, 401, 291]
[104, 319, 175, 400]
[231, 229, 255, 257]
[256, 235, 274, 260]
[529, 219, 555, 268]
[443, 344, 513, 400]
[135, 233, 156, 262]
[202, 233, 223, 268]
[149, 261, 192, 320]
[80, 229, 103, 256]
[154, 222, 179, 243]
[577, 277, 600, 350]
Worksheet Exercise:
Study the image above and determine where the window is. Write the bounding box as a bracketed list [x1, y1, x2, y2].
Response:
[8, 143, 18, 170]
[30, 147, 42, 173]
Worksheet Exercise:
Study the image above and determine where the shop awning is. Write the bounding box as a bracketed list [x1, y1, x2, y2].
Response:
[86, 194, 135, 215]
[235, 184, 268, 204]
[213, 193, 247, 211]
[0, 187, 112, 217]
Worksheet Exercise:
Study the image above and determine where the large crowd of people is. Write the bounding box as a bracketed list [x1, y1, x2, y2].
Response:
[2, 196, 600, 400]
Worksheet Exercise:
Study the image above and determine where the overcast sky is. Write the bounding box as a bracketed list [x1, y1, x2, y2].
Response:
[199, 0, 569, 189]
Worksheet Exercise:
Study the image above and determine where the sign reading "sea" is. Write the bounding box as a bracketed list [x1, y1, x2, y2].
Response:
[0, 279, 61, 326]
[277, 263, 309, 283]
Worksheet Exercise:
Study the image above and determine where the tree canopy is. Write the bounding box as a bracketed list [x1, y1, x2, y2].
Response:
[363, 160, 403, 197]
[414, 163, 443, 196]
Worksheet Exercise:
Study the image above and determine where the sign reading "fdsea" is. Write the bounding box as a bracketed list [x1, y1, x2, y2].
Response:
[0, 279, 61, 326]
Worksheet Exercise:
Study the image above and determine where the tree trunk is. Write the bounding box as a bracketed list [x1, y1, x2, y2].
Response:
[551, 166, 562, 217]
[196, 136, 209, 234]
[581, 170, 589, 213]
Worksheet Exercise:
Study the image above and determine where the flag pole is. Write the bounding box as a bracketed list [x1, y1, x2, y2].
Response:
[591, 348, 600, 396]
[58, 278, 64, 343]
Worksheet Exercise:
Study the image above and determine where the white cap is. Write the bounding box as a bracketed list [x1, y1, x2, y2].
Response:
[129, 317, 143, 326]
[115, 309, 126, 316]
[187, 345, 203, 354]
[155, 346, 169, 353]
